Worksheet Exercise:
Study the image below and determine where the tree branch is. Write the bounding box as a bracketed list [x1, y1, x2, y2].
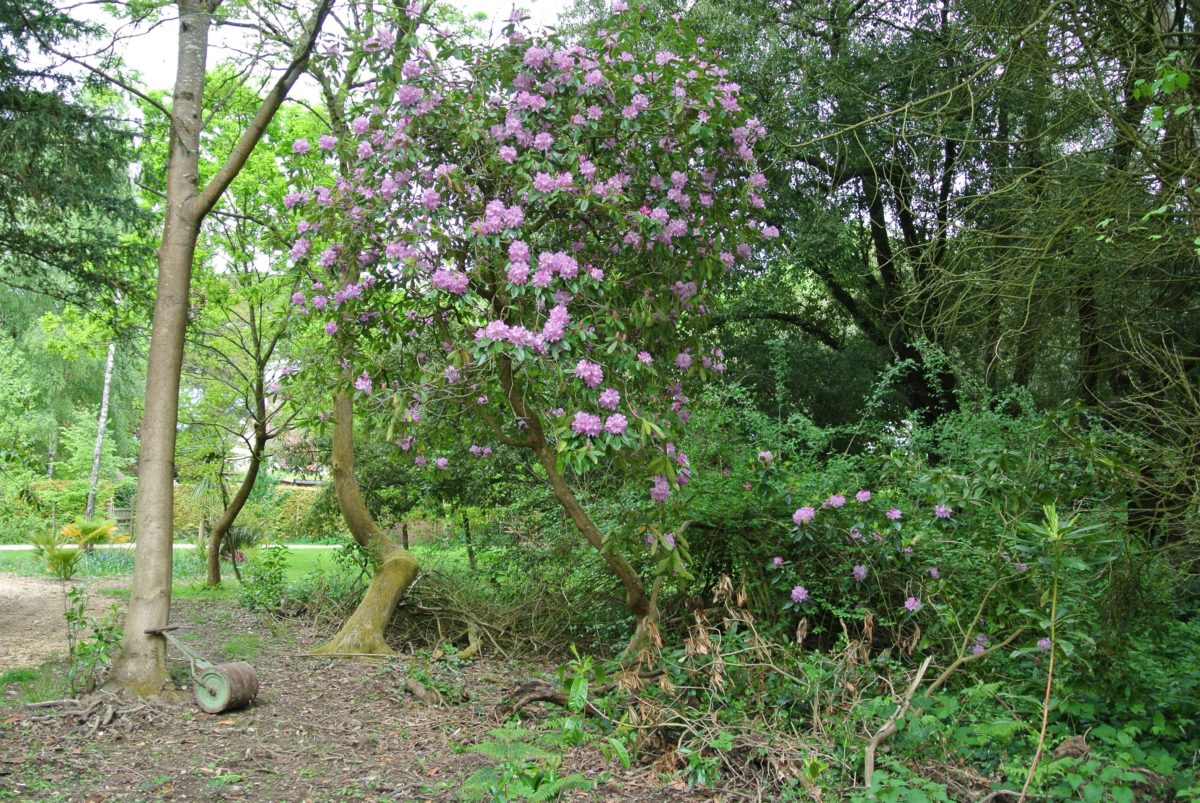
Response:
[191, 0, 335, 218]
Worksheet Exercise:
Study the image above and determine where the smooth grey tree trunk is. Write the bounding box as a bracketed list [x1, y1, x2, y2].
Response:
[85, 342, 117, 519]
[105, 0, 333, 695]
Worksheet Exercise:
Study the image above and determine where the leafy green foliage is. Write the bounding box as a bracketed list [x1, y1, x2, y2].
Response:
[64, 586, 122, 694]
[237, 545, 291, 613]
[459, 726, 591, 802]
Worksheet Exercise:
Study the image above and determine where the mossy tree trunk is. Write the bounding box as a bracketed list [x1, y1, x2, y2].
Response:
[311, 391, 419, 657]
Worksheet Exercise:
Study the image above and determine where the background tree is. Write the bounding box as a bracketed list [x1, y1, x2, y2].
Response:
[0, 0, 151, 303]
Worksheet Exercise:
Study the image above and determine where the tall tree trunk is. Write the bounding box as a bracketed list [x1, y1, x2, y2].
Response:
[312, 391, 418, 657]
[85, 342, 117, 519]
[104, 2, 209, 694]
[206, 426, 267, 586]
[462, 511, 476, 571]
[105, 0, 332, 694]
[47, 426, 58, 479]
[401, 521, 409, 550]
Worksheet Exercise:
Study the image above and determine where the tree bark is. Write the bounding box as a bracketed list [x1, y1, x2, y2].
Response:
[106, 0, 333, 695]
[492, 356, 656, 655]
[104, 0, 210, 694]
[47, 426, 58, 479]
[462, 511, 476, 571]
[206, 426, 267, 586]
[312, 391, 419, 657]
[85, 342, 117, 519]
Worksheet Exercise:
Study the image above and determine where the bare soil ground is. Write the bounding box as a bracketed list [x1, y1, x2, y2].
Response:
[0, 574, 124, 671]
[0, 574, 708, 802]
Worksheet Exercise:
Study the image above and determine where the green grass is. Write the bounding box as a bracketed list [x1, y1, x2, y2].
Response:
[277, 547, 339, 577]
[0, 545, 341, 582]
[221, 634, 262, 661]
[0, 668, 38, 685]
[0, 551, 40, 573]
[0, 660, 69, 706]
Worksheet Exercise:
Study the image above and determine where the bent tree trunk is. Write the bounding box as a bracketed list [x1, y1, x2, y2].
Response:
[206, 426, 268, 586]
[495, 357, 657, 657]
[312, 391, 419, 657]
[534, 444, 659, 658]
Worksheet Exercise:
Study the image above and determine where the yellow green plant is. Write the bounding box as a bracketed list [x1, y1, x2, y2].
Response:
[60, 518, 123, 552]
[31, 530, 83, 581]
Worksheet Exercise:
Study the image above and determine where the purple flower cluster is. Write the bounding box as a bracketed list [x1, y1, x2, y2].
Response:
[430, 268, 468, 295]
[571, 411, 602, 437]
[473, 199, 525, 234]
[574, 359, 604, 388]
[604, 413, 628, 436]
[650, 474, 670, 503]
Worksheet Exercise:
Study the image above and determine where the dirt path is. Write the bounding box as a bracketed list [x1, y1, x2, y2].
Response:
[0, 596, 706, 801]
[0, 573, 123, 672]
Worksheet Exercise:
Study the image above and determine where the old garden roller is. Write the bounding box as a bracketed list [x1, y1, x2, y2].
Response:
[145, 626, 260, 714]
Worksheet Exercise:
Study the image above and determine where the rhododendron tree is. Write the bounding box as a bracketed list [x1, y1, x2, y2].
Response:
[284, 2, 773, 653]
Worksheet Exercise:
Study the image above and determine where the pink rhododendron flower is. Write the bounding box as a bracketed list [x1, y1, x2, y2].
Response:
[574, 359, 603, 388]
[793, 507, 815, 525]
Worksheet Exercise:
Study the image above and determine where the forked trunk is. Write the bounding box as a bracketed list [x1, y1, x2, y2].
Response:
[103, 1, 211, 695]
[311, 391, 418, 657]
[104, 0, 332, 695]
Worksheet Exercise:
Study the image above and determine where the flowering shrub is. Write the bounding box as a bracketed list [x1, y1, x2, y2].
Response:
[769, 479, 957, 629]
[280, 3, 773, 616]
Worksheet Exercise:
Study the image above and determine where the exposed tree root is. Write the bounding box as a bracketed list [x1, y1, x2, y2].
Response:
[403, 677, 444, 706]
[495, 670, 666, 719]
[495, 679, 603, 719]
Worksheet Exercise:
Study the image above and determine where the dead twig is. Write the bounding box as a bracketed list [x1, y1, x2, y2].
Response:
[22, 699, 82, 710]
[863, 655, 933, 791]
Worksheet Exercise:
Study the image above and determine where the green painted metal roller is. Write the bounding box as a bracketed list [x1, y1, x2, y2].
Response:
[145, 626, 261, 714]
